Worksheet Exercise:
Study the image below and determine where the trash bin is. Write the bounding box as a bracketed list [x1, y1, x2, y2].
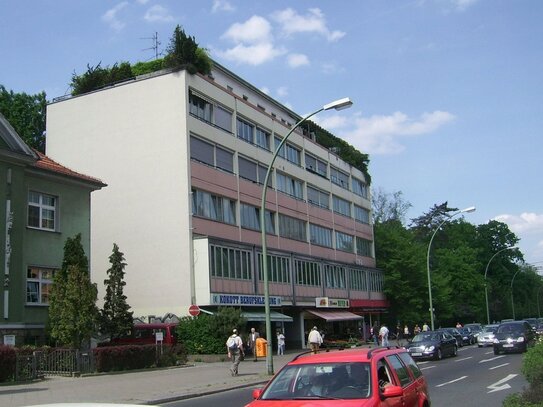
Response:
[256, 337, 267, 357]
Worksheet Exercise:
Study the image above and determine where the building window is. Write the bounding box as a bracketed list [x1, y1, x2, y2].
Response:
[305, 153, 328, 177]
[240, 203, 275, 233]
[189, 91, 212, 123]
[309, 224, 332, 247]
[356, 237, 373, 257]
[237, 117, 255, 144]
[239, 156, 258, 183]
[257, 253, 291, 283]
[368, 270, 384, 292]
[330, 167, 349, 189]
[324, 264, 346, 289]
[354, 205, 370, 224]
[352, 178, 368, 198]
[210, 244, 252, 280]
[307, 185, 330, 209]
[294, 259, 321, 286]
[215, 105, 233, 132]
[255, 128, 270, 150]
[335, 231, 354, 252]
[28, 191, 56, 231]
[274, 137, 301, 166]
[192, 189, 236, 225]
[27, 266, 56, 304]
[190, 136, 233, 173]
[333, 195, 351, 217]
[276, 173, 303, 200]
[349, 268, 368, 291]
[279, 214, 306, 241]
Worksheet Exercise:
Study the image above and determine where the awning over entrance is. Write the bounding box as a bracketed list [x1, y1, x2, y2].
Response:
[306, 309, 363, 322]
[242, 310, 293, 323]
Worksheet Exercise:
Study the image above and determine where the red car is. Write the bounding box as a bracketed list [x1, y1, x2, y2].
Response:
[246, 347, 430, 407]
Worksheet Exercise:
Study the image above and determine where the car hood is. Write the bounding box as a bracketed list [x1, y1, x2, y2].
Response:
[406, 340, 440, 348]
[494, 332, 524, 340]
[247, 400, 371, 407]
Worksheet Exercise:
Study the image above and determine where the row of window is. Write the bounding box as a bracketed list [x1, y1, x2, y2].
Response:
[27, 266, 56, 304]
[190, 136, 371, 223]
[210, 243, 383, 291]
[193, 188, 373, 256]
[28, 191, 56, 231]
[189, 91, 368, 198]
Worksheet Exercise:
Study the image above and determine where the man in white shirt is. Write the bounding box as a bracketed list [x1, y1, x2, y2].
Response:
[226, 329, 244, 376]
[378, 324, 389, 347]
[307, 326, 323, 354]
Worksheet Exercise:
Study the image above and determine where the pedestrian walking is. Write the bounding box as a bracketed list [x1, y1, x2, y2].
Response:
[422, 322, 429, 332]
[307, 326, 323, 354]
[379, 323, 389, 347]
[403, 324, 410, 341]
[246, 327, 260, 362]
[277, 330, 285, 355]
[226, 329, 244, 376]
[414, 324, 421, 335]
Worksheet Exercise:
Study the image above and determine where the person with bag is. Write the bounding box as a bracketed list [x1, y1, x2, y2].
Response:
[226, 329, 244, 376]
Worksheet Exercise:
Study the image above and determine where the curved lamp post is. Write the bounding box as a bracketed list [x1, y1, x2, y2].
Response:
[511, 268, 523, 320]
[426, 206, 476, 330]
[537, 286, 543, 319]
[484, 246, 517, 325]
[261, 97, 353, 375]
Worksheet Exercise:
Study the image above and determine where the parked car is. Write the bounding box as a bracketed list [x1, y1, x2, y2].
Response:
[535, 322, 543, 337]
[464, 323, 483, 338]
[493, 321, 536, 354]
[247, 347, 431, 406]
[439, 327, 464, 347]
[405, 331, 458, 360]
[458, 327, 476, 345]
[107, 322, 178, 345]
[477, 324, 499, 347]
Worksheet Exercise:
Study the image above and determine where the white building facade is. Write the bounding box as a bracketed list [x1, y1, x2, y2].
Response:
[46, 63, 387, 347]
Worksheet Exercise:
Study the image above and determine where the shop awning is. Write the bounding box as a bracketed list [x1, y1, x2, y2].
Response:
[242, 310, 293, 323]
[306, 309, 363, 322]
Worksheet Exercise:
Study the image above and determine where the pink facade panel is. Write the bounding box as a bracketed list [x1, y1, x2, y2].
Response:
[191, 162, 238, 199]
[193, 217, 239, 241]
[211, 278, 254, 294]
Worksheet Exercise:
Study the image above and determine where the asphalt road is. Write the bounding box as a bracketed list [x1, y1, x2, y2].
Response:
[161, 344, 528, 407]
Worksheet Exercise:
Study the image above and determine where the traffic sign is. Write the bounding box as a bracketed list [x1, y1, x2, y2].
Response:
[188, 304, 200, 316]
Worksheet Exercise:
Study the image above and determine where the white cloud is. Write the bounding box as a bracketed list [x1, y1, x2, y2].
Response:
[215, 43, 286, 65]
[287, 53, 309, 68]
[321, 62, 345, 75]
[102, 2, 129, 31]
[494, 213, 543, 235]
[144, 5, 174, 22]
[316, 110, 455, 155]
[451, 0, 478, 11]
[212, 0, 234, 13]
[276, 86, 288, 97]
[221, 16, 273, 44]
[272, 8, 345, 42]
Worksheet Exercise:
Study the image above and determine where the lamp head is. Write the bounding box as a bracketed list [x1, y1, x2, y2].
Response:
[460, 206, 476, 213]
[323, 97, 353, 111]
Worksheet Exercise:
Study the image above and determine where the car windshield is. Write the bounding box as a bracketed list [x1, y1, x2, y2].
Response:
[482, 326, 498, 333]
[260, 362, 371, 400]
[497, 324, 523, 334]
[412, 332, 439, 342]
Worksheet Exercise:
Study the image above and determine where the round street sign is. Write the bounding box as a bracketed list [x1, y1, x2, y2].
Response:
[188, 304, 200, 316]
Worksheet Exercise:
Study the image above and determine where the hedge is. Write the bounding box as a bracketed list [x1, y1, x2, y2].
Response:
[0, 345, 16, 382]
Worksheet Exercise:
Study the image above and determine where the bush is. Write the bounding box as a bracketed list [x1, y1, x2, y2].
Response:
[93, 345, 157, 372]
[523, 342, 543, 386]
[0, 345, 16, 382]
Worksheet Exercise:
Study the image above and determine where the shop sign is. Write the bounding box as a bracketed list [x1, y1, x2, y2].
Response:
[211, 293, 282, 306]
[316, 297, 350, 308]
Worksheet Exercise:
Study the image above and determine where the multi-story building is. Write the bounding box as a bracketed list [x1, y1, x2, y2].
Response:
[46, 62, 387, 347]
[0, 113, 105, 345]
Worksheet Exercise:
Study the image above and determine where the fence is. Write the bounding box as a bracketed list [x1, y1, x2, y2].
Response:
[15, 349, 95, 380]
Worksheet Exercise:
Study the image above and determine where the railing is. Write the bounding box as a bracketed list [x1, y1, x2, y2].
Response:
[15, 349, 95, 380]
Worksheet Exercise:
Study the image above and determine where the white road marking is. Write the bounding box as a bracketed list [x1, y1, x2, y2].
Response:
[436, 375, 468, 387]
[454, 356, 472, 362]
[484, 350, 494, 355]
[489, 363, 510, 370]
[480, 355, 506, 363]
[487, 374, 518, 393]
[420, 365, 436, 371]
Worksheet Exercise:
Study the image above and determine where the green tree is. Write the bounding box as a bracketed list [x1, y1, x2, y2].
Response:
[372, 188, 412, 225]
[48, 234, 99, 348]
[100, 244, 133, 339]
[0, 85, 46, 151]
[163, 25, 212, 75]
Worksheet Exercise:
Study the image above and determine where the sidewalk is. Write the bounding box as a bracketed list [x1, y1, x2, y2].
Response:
[1, 352, 298, 407]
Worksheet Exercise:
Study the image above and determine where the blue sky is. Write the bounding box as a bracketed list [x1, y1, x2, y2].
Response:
[1, 0, 542, 266]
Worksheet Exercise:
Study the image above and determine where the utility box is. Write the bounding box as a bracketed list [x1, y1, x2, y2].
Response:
[256, 337, 267, 357]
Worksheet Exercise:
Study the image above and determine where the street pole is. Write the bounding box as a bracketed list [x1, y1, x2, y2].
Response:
[426, 206, 475, 331]
[511, 268, 522, 320]
[484, 246, 517, 325]
[260, 98, 353, 375]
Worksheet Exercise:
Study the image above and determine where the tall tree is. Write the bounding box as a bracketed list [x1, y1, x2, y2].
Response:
[48, 234, 99, 348]
[372, 188, 412, 225]
[100, 244, 133, 339]
[0, 85, 46, 151]
[163, 25, 212, 74]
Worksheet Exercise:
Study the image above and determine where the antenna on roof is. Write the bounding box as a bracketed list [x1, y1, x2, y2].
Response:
[141, 31, 162, 60]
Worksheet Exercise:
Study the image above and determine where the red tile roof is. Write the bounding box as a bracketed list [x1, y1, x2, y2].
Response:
[32, 150, 106, 187]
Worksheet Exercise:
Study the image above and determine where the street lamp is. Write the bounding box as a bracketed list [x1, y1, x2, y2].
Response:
[484, 246, 517, 325]
[511, 268, 522, 320]
[426, 206, 476, 331]
[260, 97, 353, 375]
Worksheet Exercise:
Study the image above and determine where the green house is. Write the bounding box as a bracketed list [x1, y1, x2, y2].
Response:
[0, 113, 105, 345]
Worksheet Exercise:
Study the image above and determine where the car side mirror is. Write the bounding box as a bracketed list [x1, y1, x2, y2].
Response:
[382, 385, 404, 398]
[252, 388, 263, 399]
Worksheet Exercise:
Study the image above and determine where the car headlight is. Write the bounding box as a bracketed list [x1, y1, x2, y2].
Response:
[493, 339, 499, 344]
[517, 337, 525, 343]
[426, 346, 435, 351]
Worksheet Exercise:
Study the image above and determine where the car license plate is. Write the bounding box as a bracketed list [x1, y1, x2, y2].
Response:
[503, 344, 514, 348]
[412, 352, 422, 356]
